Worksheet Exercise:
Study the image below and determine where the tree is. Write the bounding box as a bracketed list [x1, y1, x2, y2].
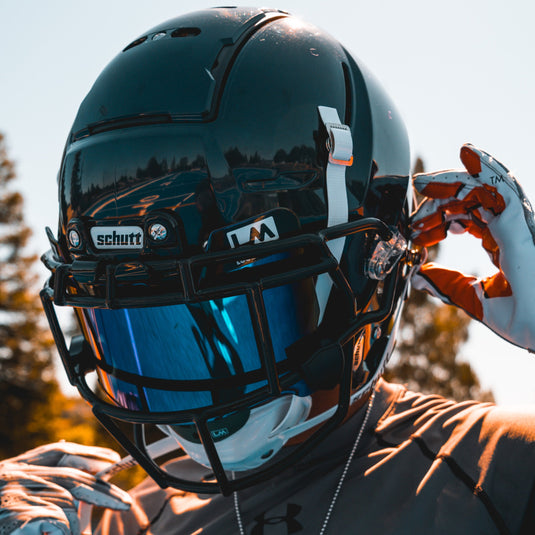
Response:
[0, 134, 146, 491]
[383, 158, 494, 402]
[0, 133, 96, 457]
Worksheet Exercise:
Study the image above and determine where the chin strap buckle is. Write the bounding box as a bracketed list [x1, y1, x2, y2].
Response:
[324, 122, 354, 166]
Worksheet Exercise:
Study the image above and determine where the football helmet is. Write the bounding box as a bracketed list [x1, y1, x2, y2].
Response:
[41, 7, 417, 495]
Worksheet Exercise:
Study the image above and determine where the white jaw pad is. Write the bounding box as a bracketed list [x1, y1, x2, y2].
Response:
[161, 394, 312, 472]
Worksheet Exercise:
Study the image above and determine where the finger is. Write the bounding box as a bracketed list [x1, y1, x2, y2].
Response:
[415, 265, 512, 312]
[8, 466, 132, 511]
[412, 263, 484, 321]
[56, 444, 121, 472]
[411, 197, 482, 246]
[411, 225, 447, 247]
[0, 479, 76, 531]
[480, 227, 501, 267]
[411, 207, 500, 266]
[460, 143, 535, 247]
[12, 442, 122, 474]
[460, 143, 527, 214]
[411, 182, 505, 256]
[460, 143, 511, 178]
[0, 471, 75, 505]
[70, 481, 132, 511]
[480, 272, 512, 299]
[414, 181, 505, 220]
[411, 197, 460, 228]
[413, 170, 469, 198]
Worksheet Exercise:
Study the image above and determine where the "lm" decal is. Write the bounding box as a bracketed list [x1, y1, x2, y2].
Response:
[227, 216, 279, 248]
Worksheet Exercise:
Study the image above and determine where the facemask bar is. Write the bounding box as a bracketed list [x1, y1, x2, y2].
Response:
[89, 261, 401, 496]
[41, 217, 409, 494]
[41, 217, 395, 390]
[42, 218, 394, 308]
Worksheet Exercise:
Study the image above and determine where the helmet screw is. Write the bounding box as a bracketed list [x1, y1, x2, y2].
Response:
[68, 229, 81, 248]
[149, 223, 168, 242]
[372, 326, 382, 340]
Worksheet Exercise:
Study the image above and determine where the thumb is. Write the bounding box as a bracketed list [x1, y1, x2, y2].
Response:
[412, 263, 484, 321]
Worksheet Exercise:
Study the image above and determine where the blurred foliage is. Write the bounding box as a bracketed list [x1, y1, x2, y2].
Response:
[384, 157, 494, 402]
[0, 134, 103, 456]
[0, 132, 146, 488]
[0, 131, 65, 457]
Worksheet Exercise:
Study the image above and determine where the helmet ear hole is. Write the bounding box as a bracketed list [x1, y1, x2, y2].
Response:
[299, 343, 345, 391]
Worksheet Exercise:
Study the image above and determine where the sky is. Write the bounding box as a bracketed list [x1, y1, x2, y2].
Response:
[1, 0, 535, 406]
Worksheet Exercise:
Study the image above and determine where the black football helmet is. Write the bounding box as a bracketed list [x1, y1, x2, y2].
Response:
[41, 7, 418, 495]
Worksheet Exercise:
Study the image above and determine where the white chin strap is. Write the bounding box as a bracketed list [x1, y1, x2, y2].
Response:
[315, 106, 353, 323]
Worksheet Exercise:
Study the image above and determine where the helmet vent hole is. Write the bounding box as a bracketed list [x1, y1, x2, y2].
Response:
[171, 27, 201, 38]
[122, 35, 147, 52]
[261, 450, 274, 460]
[342, 62, 353, 126]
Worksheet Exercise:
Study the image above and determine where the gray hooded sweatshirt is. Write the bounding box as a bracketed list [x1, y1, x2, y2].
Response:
[97, 380, 535, 534]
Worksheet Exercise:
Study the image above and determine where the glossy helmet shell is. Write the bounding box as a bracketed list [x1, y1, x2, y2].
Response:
[44, 7, 411, 494]
[58, 8, 409, 254]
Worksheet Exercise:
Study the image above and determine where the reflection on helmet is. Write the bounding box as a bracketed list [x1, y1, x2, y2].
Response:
[41, 7, 412, 495]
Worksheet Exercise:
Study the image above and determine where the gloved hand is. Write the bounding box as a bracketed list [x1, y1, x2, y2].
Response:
[0, 441, 132, 535]
[410, 143, 535, 352]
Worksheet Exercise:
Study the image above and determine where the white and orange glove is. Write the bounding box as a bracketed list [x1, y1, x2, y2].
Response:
[410, 143, 535, 352]
[0, 442, 132, 535]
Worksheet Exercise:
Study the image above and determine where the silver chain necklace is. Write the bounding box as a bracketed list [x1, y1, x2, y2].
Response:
[233, 390, 376, 535]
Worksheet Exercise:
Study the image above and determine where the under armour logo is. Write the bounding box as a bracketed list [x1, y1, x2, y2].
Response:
[251, 503, 303, 534]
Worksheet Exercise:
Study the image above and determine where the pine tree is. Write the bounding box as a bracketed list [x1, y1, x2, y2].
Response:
[0, 132, 86, 457]
[384, 158, 494, 402]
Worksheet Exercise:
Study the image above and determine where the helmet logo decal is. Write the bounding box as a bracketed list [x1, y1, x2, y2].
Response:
[227, 216, 279, 248]
[211, 427, 229, 440]
[90, 226, 143, 249]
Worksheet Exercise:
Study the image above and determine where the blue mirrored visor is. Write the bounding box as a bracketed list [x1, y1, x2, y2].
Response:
[81, 278, 318, 413]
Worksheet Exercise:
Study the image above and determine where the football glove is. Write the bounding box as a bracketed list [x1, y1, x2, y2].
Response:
[0, 441, 131, 535]
[411, 143, 535, 352]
